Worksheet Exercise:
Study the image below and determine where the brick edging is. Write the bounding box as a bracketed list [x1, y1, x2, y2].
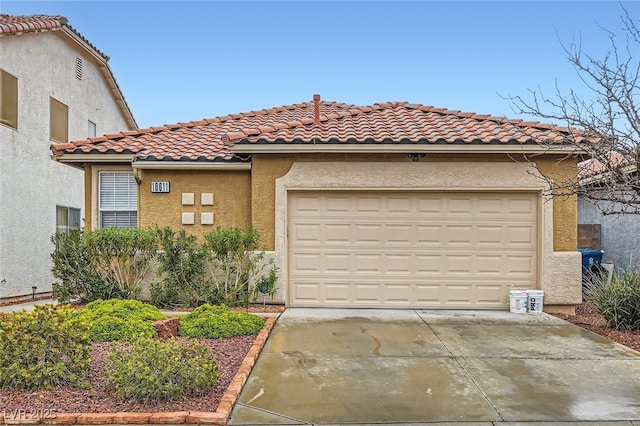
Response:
[1, 316, 278, 426]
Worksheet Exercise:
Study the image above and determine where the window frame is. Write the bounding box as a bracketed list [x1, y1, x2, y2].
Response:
[0, 69, 18, 130]
[88, 120, 97, 137]
[50, 96, 69, 143]
[95, 169, 138, 229]
[56, 205, 81, 234]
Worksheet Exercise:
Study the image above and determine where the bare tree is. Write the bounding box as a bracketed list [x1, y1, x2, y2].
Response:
[509, 5, 640, 215]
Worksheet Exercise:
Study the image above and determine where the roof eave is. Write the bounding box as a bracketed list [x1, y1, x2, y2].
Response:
[53, 153, 134, 163]
[230, 143, 581, 155]
[579, 164, 638, 186]
[60, 28, 137, 129]
[131, 160, 251, 170]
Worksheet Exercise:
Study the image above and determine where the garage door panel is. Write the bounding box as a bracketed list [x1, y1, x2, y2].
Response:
[445, 225, 475, 245]
[414, 254, 445, 275]
[386, 254, 413, 274]
[289, 191, 538, 309]
[290, 253, 322, 273]
[507, 226, 536, 245]
[353, 224, 384, 243]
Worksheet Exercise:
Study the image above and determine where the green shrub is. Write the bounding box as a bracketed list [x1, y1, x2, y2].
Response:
[85, 315, 157, 342]
[152, 226, 278, 308]
[82, 299, 166, 321]
[51, 230, 122, 303]
[585, 267, 640, 330]
[85, 227, 159, 299]
[106, 337, 219, 402]
[179, 303, 265, 338]
[73, 299, 165, 342]
[202, 226, 278, 307]
[152, 227, 209, 308]
[0, 305, 90, 390]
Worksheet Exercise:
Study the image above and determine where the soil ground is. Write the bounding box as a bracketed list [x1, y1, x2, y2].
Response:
[552, 301, 640, 352]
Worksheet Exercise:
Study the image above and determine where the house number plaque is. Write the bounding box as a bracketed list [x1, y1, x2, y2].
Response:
[151, 181, 170, 193]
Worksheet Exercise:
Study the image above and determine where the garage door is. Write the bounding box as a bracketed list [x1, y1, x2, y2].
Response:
[288, 191, 538, 308]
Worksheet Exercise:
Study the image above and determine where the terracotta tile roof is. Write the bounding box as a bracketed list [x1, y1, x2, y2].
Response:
[578, 151, 635, 179]
[52, 101, 354, 161]
[52, 97, 580, 163]
[228, 102, 575, 145]
[0, 14, 109, 61]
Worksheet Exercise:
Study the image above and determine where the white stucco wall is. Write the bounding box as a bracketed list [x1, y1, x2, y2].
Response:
[0, 31, 132, 299]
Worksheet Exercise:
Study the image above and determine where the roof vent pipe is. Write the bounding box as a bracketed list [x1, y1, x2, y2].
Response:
[313, 94, 320, 125]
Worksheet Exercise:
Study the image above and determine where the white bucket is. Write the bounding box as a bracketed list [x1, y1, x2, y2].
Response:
[527, 290, 544, 313]
[509, 290, 528, 314]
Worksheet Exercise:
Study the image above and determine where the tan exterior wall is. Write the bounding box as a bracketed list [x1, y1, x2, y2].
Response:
[138, 169, 251, 237]
[81, 154, 578, 253]
[535, 156, 579, 252]
[251, 153, 578, 251]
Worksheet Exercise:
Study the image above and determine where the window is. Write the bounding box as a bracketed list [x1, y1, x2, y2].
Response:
[0, 69, 18, 129]
[98, 171, 137, 228]
[50, 97, 68, 143]
[56, 206, 81, 234]
[88, 120, 96, 137]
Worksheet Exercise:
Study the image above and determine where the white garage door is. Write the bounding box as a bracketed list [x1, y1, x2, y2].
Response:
[288, 191, 538, 308]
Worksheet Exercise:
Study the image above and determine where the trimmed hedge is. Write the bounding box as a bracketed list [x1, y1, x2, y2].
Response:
[106, 337, 219, 402]
[0, 305, 90, 390]
[72, 299, 166, 342]
[179, 304, 265, 338]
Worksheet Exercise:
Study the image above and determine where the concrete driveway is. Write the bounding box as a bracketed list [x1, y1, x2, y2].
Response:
[229, 309, 640, 425]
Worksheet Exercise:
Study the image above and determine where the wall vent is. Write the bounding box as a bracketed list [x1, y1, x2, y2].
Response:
[75, 57, 83, 80]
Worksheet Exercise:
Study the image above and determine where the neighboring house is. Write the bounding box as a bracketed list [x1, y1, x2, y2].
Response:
[51, 95, 583, 313]
[577, 156, 640, 269]
[0, 15, 136, 300]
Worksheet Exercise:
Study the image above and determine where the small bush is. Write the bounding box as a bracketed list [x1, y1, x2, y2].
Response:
[152, 227, 209, 308]
[51, 230, 122, 303]
[73, 299, 165, 342]
[86, 315, 157, 342]
[85, 227, 159, 299]
[152, 226, 278, 308]
[202, 226, 270, 307]
[585, 267, 640, 331]
[106, 338, 219, 402]
[179, 303, 265, 338]
[82, 299, 166, 321]
[0, 305, 90, 390]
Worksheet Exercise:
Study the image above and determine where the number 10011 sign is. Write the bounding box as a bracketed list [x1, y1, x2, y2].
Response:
[151, 181, 170, 193]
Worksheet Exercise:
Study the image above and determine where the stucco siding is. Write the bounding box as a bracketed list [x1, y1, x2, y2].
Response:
[535, 156, 579, 252]
[272, 161, 582, 309]
[252, 153, 579, 252]
[0, 32, 131, 299]
[138, 169, 251, 236]
[578, 196, 640, 269]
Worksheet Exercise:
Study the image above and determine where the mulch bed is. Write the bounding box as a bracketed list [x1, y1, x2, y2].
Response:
[551, 302, 640, 352]
[0, 334, 256, 413]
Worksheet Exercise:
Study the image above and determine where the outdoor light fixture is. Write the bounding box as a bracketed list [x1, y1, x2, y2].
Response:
[408, 153, 426, 162]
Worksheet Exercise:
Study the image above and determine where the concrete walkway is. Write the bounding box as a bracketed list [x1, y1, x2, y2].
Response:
[229, 308, 640, 425]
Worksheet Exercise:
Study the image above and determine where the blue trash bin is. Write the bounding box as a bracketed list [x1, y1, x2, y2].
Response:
[578, 248, 606, 294]
[578, 248, 604, 274]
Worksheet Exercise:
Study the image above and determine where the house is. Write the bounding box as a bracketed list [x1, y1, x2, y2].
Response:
[577, 154, 640, 269]
[51, 95, 583, 313]
[0, 15, 136, 301]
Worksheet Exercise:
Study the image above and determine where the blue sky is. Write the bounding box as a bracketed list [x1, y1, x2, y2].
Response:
[2, 1, 636, 129]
